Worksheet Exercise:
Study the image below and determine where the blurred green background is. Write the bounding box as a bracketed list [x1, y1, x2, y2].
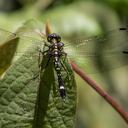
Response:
[0, 0, 128, 128]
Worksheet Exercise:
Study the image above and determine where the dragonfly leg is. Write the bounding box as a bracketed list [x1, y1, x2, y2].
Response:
[44, 55, 51, 68]
[38, 49, 42, 69]
[37, 48, 49, 68]
[31, 49, 50, 80]
[38, 48, 48, 55]
[61, 51, 67, 61]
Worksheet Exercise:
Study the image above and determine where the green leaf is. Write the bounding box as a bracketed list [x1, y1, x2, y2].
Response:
[0, 45, 40, 128]
[0, 40, 77, 128]
[0, 37, 19, 76]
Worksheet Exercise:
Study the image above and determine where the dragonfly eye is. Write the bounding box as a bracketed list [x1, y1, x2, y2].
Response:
[53, 34, 61, 42]
[47, 34, 53, 42]
[47, 33, 61, 42]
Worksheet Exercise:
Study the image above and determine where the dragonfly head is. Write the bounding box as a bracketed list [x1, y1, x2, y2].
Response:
[47, 33, 61, 43]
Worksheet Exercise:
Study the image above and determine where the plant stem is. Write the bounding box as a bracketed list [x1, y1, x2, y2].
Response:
[70, 61, 128, 124]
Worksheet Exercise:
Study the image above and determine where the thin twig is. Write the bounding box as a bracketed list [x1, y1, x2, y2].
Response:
[70, 61, 128, 124]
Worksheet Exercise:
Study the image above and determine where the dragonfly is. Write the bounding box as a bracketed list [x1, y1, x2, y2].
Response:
[0, 21, 128, 98]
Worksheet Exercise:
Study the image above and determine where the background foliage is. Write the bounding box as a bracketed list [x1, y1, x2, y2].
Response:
[0, 0, 128, 128]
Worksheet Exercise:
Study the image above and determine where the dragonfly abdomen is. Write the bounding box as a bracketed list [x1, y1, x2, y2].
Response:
[54, 55, 66, 98]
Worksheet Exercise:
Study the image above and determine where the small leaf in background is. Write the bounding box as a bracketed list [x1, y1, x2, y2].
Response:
[0, 37, 19, 76]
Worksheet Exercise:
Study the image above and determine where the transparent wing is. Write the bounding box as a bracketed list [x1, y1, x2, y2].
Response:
[0, 19, 45, 43]
[64, 28, 128, 73]
[15, 19, 45, 41]
[0, 19, 46, 53]
[14, 19, 47, 56]
[0, 28, 16, 45]
[0, 20, 46, 72]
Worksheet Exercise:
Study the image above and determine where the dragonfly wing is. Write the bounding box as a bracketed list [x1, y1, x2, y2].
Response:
[0, 19, 46, 53]
[0, 19, 43, 44]
[0, 20, 46, 73]
[14, 19, 47, 55]
[65, 28, 128, 73]
[15, 19, 45, 41]
[0, 28, 17, 45]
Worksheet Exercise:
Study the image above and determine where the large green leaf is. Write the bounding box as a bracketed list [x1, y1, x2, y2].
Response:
[0, 45, 40, 128]
[0, 40, 77, 128]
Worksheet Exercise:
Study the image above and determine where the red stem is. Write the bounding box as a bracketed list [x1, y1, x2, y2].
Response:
[70, 61, 128, 124]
